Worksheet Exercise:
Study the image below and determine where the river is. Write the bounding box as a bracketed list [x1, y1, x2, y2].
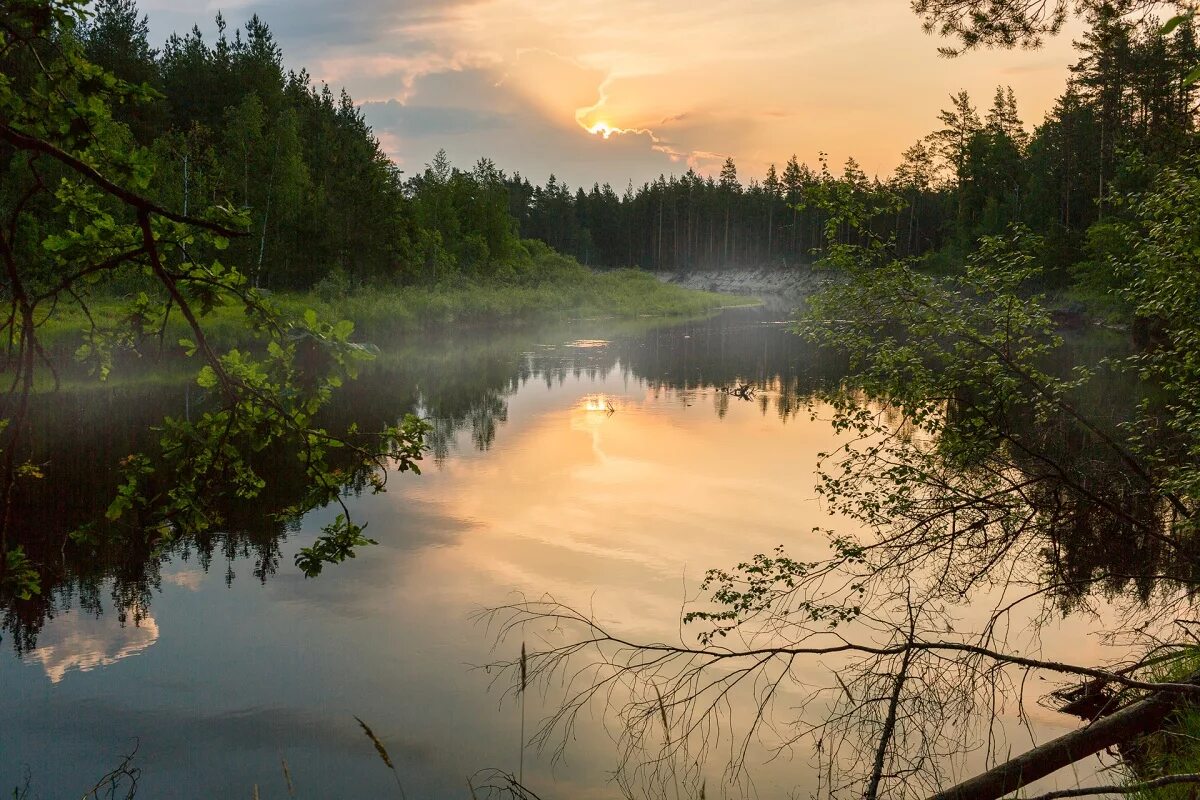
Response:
[0, 305, 1127, 798]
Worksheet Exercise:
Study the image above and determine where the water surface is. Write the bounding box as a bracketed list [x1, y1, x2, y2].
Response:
[1, 307, 1123, 798]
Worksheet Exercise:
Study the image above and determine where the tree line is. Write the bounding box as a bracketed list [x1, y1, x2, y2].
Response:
[8, 0, 543, 294]
[507, 5, 1198, 283]
[20, 1, 1197, 290]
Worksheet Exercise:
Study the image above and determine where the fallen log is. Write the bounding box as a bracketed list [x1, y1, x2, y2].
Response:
[926, 688, 1180, 800]
[717, 383, 756, 399]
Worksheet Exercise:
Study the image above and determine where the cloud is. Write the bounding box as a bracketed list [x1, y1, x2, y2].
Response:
[161, 569, 205, 591]
[22, 611, 159, 683]
[147, 0, 1089, 185]
[360, 60, 680, 186]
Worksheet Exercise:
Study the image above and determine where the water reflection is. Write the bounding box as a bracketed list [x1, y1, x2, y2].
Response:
[23, 610, 159, 683]
[0, 308, 1143, 798]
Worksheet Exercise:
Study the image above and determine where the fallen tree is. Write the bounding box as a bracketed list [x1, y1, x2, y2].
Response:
[927, 678, 1194, 800]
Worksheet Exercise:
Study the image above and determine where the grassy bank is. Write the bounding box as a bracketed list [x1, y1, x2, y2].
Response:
[1125, 650, 1200, 799]
[312, 268, 753, 336]
[37, 265, 756, 362]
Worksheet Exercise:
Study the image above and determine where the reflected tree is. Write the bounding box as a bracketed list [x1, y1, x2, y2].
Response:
[484, 149, 1200, 799]
[1, 307, 850, 649]
[0, 3, 427, 625]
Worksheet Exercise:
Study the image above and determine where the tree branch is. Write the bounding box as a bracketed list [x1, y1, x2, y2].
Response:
[0, 122, 243, 237]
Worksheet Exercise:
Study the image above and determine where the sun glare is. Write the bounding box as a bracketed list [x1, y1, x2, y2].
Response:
[582, 394, 616, 413]
[588, 121, 616, 139]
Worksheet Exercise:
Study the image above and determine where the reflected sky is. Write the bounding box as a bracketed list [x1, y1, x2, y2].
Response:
[22, 611, 159, 684]
[0, 312, 1125, 798]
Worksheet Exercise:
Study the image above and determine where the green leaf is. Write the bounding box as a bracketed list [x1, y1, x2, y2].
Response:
[105, 495, 129, 521]
[196, 365, 218, 389]
[1185, 63, 1200, 86]
[43, 233, 71, 252]
[1162, 13, 1193, 35]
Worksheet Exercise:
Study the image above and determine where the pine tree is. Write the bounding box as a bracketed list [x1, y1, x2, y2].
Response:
[931, 90, 982, 223]
[719, 158, 740, 265]
[763, 163, 781, 262]
[1071, 6, 1134, 215]
[894, 140, 936, 254]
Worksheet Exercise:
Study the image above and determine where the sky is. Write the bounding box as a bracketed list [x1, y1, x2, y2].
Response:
[139, 0, 1088, 188]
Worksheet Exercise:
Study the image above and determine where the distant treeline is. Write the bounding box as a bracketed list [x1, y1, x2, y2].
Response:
[504, 6, 1199, 282]
[14, 1, 1199, 291]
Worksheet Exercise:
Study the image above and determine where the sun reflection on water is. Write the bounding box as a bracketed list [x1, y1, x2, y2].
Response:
[581, 394, 616, 414]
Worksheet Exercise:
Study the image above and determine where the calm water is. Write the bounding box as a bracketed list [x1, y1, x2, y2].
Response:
[1, 307, 1120, 798]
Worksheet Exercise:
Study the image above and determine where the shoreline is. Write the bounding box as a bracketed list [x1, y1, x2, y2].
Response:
[653, 266, 827, 298]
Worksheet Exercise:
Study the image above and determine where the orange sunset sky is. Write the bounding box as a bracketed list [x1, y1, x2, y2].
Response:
[143, 0, 1090, 186]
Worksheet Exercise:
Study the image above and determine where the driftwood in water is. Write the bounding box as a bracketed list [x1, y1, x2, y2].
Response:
[1052, 678, 1119, 722]
[718, 383, 756, 400]
[926, 684, 1187, 800]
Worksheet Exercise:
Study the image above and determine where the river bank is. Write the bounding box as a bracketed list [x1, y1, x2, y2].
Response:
[654, 266, 827, 298]
[651, 266, 1133, 337]
[36, 268, 756, 363]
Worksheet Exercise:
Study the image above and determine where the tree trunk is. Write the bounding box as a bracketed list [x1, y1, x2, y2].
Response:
[926, 688, 1182, 800]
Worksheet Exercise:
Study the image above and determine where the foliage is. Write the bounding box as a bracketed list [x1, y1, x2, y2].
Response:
[488, 134, 1200, 800]
[0, 0, 429, 601]
[1112, 154, 1200, 520]
[7, 1, 586, 291]
[1121, 649, 1200, 799]
[911, 0, 1182, 56]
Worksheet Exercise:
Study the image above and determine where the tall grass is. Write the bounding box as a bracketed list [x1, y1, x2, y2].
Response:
[34, 268, 753, 363]
[1124, 649, 1200, 799]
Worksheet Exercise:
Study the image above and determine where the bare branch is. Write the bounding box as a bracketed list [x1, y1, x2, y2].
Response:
[1022, 772, 1200, 800]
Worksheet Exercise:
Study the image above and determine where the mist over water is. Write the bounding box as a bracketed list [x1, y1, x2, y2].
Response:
[1, 307, 1122, 798]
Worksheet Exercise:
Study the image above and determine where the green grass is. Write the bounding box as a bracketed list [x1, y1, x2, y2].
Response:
[1124, 649, 1200, 799]
[317, 268, 754, 337]
[34, 267, 757, 364]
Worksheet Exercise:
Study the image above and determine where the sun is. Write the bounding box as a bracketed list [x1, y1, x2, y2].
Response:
[588, 121, 616, 139]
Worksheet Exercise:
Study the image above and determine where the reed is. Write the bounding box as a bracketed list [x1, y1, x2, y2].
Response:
[519, 641, 528, 785]
[354, 716, 409, 800]
[280, 758, 295, 798]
